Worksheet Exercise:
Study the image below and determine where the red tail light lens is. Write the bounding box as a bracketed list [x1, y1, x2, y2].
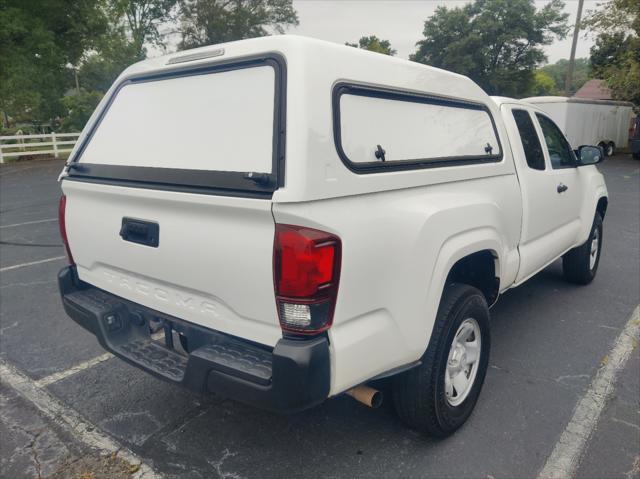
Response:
[58, 195, 75, 265]
[274, 224, 341, 334]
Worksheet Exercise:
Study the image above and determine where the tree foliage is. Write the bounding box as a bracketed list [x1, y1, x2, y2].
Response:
[1, 0, 302, 131]
[583, 0, 639, 104]
[179, 0, 299, 49]
[411, 0, 569, 97]
[60, 89, 104, 132]
[526, 70, 557, 96]
[539, 58, 591, 95]
[78, 33, 143, 93]
[0, 0, 108, 126]
[109, 0, 180, 57]
[346, 36, 396, 56]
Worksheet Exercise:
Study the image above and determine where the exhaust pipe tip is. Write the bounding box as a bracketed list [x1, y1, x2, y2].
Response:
[346, 385, 383, 409]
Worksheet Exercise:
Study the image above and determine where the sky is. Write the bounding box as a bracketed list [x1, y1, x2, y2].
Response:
[153, 0, 602, 65]
[287, 0, 601, 64]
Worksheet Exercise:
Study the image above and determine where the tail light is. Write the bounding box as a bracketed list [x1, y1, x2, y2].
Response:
[273, 224, 341, 335]
[58, 195, 75, 265]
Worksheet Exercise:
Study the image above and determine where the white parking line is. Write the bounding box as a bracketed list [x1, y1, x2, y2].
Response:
[0, 255, 66, 272]
[0, 359, 161, 479]
[538, 305, 640, 479]
[34, 333, 165, 387]
[35, 352, 114, 388]
[0, 218, 57, 229]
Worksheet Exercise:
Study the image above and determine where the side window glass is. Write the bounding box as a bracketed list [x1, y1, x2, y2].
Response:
[536, 114, 576, 169]
[338, 90, 501, 165]
[512, 109, 545, 170]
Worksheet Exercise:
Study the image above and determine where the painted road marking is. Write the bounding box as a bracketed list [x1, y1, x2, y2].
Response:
[0, 255, 66, 272]
[0, 218, 57, 229]
[35, 352, 114, 388]
[34, 332, 165, 387]
[0, 359, 161, 479]
[538, 305, 640, 479]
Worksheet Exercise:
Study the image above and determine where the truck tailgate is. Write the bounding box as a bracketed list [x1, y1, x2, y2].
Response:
[62, 180, 281, 347]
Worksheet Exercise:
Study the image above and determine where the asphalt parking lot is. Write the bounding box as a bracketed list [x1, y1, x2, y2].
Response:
[1, 157, 638, 479]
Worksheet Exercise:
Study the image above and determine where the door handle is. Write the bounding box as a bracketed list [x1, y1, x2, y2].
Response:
[557, 183, 568, 193]
[120, 218, 159, 247]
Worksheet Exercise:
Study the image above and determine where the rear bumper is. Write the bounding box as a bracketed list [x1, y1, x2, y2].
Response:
[58, 266, 330, 414]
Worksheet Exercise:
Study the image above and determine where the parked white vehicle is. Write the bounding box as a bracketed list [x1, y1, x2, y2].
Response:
[57, 36, 608, 437]
[524, 96, 634, 156]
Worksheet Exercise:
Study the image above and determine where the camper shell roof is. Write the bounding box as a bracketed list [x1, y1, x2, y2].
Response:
[524, 96, 634, 108]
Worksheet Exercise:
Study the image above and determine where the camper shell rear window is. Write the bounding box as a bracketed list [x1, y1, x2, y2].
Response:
[67, 54, 286, 197]
[333, 83, 502, 173]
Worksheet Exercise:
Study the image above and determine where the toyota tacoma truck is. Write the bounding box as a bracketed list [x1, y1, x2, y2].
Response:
[57, 36, 608, 437]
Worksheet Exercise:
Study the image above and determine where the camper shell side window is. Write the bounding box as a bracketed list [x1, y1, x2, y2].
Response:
[332, 83, 503, 173]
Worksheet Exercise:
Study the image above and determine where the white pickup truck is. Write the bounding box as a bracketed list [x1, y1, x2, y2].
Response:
[57, 36, 608, 437]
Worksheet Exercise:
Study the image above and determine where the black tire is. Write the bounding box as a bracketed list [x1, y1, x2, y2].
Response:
[598, 142, 606, 155]
[392, 283, 490, 437]
[562, 212, 603, 285]
[606, 142, 615, 157]
[633, 152, 640, 161]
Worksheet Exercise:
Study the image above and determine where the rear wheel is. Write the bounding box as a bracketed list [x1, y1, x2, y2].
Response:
[562, 213, 603, 284]
[602, 142, 616, 156]
[605, 142, 615, 157]
[392, 283, 490, 437]
[598, 142, 614, 157]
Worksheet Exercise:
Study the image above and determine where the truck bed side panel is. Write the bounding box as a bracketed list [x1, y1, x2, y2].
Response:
[273, 173, 522, 395]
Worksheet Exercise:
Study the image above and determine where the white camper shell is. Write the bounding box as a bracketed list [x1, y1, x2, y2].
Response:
[66, 35, 511, 203]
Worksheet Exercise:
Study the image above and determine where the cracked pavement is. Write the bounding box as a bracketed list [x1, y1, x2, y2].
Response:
[0, 157, 638, 478]
[0, 382, 134, 479]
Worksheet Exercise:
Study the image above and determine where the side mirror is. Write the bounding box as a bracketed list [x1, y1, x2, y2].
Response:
[577, 145, 604, 166]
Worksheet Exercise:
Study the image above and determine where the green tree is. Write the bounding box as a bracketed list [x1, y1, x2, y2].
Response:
[540, 58, 591, 95]
[72, 0, 178, 98]
[77, 26, 143, 93]
[179, 0, 299, 49]
[0, 0, 108, 127]
[583, 0, 639, 104]
[411, 0, 569, 97]
[60, 89, 104, 132]
[526, 70, 557, 96]
[70, 0, 176, 113]
[109, 0, 180, 58]
[346, 36, 396, 56]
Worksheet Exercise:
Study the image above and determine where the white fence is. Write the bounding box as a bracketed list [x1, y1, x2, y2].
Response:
[0, 132, 80, 164]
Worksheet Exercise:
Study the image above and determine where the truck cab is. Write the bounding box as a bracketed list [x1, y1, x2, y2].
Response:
[493, 97, 608, 282]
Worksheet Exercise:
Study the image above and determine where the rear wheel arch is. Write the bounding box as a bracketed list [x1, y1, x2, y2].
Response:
[596, 196, 608, 220]
[445, 250, 500, 306]
[418, 229, 505, 361]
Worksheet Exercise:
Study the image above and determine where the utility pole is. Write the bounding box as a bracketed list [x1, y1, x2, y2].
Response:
[565, 0, 585, 96]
